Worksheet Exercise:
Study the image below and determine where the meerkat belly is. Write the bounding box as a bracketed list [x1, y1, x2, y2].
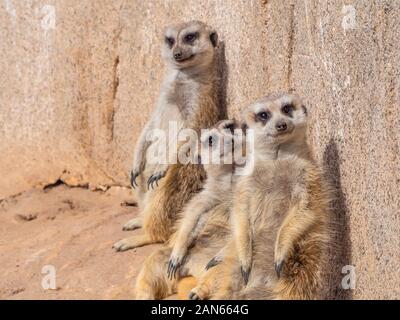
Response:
[252, 160, 302, 225]
[250, 197, 283, 260]
[250, 163, 299, 268]
[245, 193, 288, 287]
[196, 200, 231, 245]
[250, 180, 292, 234]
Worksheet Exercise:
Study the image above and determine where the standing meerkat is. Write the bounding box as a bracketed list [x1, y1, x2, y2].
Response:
[113, 21, 225, 251]
[134, 120, 240, 299]
[190, 93, 332, 300]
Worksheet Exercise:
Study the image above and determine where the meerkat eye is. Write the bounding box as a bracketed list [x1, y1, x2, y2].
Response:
[282, 104, 294, 114]
[208, 135, 219, 148]
[184, 32, 198, 43]
[257, 111, 270, 121]
[208, 136, 215, 147]
[165, 37, 175, 47]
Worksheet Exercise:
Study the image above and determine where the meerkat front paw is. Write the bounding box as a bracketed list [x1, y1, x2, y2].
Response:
[205, 246, 226, 270]
[240, 265, 251, 285]
[167, 250, 186, 279]
[205, 255, 223, 270]
[147, 170, 167, 190]
[122, 217, 143, 231]
[113, 239, 133, 252]
[130, 170, 140, 188]
[238, 252, 252, 285]
[274, 246, 288, 279]
[188, 286, 206, 300]
[274, 260, 285, 279]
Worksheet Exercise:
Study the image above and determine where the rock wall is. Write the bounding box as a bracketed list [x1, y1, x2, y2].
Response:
[0, 0, 399, 299]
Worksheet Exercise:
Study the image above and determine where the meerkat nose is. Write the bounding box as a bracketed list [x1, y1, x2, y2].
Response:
[174, 52, 182, 60]
[276, 121, 287, 132]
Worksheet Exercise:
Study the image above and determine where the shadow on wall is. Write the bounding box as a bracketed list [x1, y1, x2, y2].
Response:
[216, 41, 229, 119]
[322, 139, 353, 300]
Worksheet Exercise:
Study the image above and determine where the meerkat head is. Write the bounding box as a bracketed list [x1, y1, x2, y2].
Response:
[243, 93, 308, 149]
[198, 119, 238, 176]
[178, 120, 244, 176]
[162, 20, 218, 70]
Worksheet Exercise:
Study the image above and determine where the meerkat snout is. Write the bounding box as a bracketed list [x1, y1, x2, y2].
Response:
[173, 50, 183, 61]
[275, 120, 288, 132]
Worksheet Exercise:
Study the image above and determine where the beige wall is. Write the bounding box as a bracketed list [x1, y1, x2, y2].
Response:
[0, 0, 399, 299]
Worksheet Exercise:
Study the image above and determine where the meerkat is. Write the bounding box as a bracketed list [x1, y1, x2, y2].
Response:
[134, 120, 241, 299]
[190, 93, 332, 300]
[167, 119, 241, 276]
[113, 21, 225, 251]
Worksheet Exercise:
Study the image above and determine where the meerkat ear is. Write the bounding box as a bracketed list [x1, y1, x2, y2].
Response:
[210, 31, 218, 47]
[302, 105, 308, 116]
[217, 119, 236, 134]
[224, 121, 236, 135]
[241, 122, 249, 133]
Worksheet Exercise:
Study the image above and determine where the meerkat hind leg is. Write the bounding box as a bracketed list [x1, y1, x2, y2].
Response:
[274, 205, 312, 276]
[135, 247, 181, 300]
[113, 233, 159, 252]
[189, 263, 228, 300]
[122, 217, 143, 231]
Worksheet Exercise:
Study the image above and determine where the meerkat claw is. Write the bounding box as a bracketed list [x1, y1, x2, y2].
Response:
[189, 292, 200, 300]
[147, 171, 166, 190]
[130, 171, 139, 188]
[147, 176, 153, 190]
[241, 266, 251, 285]
[167, 260, 173, 279]
[147, 175, 156, 190]
[205, 256, 221, 270]
[275, 260, 284, 279]
[167, 259, 180, 280]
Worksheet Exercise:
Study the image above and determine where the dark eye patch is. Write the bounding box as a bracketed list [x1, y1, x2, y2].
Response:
[184, 32, 199, 43]
[281, 103, 294, 117]
[256, 111, 271, 123]
[165, 37, 175, 47]
[208, 135, 216, 147]
[206, 134, 220, 150]
[223, 122, 236, 134]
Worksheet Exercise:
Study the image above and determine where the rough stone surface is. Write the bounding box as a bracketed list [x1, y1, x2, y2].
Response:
[0, 0, 399, 299]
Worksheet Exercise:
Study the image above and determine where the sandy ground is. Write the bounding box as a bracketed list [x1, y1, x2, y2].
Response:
[0, 185, 162, 300]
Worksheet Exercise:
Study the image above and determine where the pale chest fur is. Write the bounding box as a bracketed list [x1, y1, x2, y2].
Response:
[145, 71, 201, 169]
[244, 157, 308, 235]
[154, 70, 200, 128]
